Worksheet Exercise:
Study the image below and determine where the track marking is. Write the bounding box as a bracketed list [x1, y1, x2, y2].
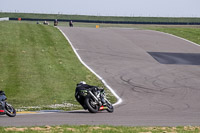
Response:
[16, 110, 62, 115]
[17, 111, 38, 114]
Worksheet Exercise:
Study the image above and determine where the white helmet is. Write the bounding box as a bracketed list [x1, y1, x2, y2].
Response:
[79, 81, 86, 84]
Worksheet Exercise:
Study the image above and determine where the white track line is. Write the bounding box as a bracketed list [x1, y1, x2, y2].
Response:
[58, 27, 122, 106]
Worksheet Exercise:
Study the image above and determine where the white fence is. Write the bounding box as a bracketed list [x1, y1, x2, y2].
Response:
[0, 17, 9, 21]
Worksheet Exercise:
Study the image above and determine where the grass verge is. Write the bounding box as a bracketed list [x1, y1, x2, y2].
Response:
[0, 21, 116, 111]
[1, 125, 200, 133]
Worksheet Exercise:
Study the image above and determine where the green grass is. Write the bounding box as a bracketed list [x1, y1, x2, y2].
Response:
[0, 21, 116, 110]
[1, 12, 200, 23]
[1, 125, 200, 133]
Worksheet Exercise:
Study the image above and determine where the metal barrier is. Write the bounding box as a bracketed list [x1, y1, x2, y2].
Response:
[0, 17, 9, 21]
[8, 18, 200, 25]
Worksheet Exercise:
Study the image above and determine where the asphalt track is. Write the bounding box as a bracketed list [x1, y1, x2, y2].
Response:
[1, 27, 200, 127]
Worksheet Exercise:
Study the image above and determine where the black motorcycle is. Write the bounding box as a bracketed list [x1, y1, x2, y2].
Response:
[0, 91, 16, 117]
[75, 87, 114, 113]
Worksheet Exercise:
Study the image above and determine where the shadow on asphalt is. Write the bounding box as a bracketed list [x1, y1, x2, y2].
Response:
[59, 110, 108, 114]
[65, 111, 89, 114]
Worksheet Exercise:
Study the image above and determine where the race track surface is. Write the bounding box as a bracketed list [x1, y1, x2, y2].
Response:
[1, 27, 200, 127]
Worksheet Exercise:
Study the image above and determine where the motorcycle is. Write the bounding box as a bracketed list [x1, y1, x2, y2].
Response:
[75, 87, 114, 113]
[0, 91, 16, 117]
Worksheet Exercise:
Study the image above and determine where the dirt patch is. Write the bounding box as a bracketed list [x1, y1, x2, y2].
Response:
[89, 127, 101, 130]
[30, 127, 46, 131]
[66, 128, 76, 132]
[89, 126, 117, 131]
[5, 127, 28, 132]
[30, 125, 52, 131]
[5, 125, 53, 132]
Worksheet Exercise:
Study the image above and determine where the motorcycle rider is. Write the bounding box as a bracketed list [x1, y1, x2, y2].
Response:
[75, 81, 106, 107]
[0, 90, 5, 114]
[54, 19, 58, 26]
[0, 90, 16, 117]
[69, 20, 73, 27]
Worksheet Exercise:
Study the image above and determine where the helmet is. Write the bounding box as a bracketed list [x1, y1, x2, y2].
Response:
[79, 81, 86, 85]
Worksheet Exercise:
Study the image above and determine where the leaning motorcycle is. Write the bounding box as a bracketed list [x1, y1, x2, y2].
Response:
[75, 88, 114, 113]
[0, 91, 16, 117]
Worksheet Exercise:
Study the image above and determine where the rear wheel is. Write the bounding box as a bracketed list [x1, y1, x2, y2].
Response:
[85, 98, 98, 113]
[5, 103, 16, 117]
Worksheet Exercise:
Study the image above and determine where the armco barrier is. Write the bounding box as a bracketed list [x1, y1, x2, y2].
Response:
[9, 18, 200, 25]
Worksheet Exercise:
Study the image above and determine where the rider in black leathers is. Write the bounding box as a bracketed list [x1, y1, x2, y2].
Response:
[76, 81, 97, 92]
[0, 91, 6, 114]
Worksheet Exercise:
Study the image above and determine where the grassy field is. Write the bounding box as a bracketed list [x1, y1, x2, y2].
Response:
[1, 125, 200, 133]
[1, 12, 200, 23]
[0, 21, 116, 111]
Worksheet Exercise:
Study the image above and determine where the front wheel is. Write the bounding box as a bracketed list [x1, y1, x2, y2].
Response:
[106, 102, 114, 113]
[85, 98, 99, 113]
[5, 103, 16, 117]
